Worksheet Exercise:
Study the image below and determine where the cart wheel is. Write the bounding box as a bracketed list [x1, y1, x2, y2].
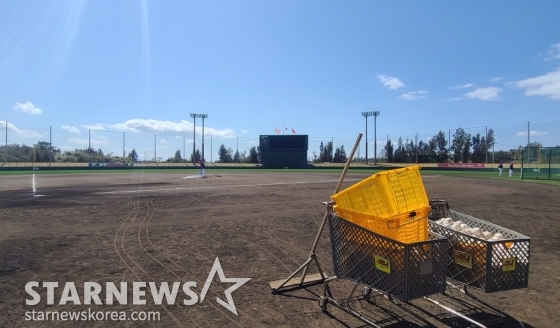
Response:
[361, 287, 372, 300]
[318, 296, 328, 312]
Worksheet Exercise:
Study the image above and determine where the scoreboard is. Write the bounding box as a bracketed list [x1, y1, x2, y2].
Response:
[258, 135, 309, 167]
[259, 135, 308, 151]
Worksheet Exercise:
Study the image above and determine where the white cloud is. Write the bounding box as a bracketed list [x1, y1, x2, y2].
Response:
[83, 124, 105, 130]
[509, 68, 560, 100]
[444, 97, 463, 101]
[160, 139, 168, 144]
[490, 76, 504, 82]
[464, 87, 502, 101]
[110, 119, 236, 138]
[0, 121, 43, 138]
[241, 129, 247, 134]
[61, 125, 80, 134]
[14, 101, 42, 115]
[516, 131, 548, 137]
[451, 83, 474, 89]
[377, 74, 404, 90]
[68, 137, 108, 147]
[544, 43, 560, 61]
[399, 91, 426, 100]
[68, 137, 87, 144]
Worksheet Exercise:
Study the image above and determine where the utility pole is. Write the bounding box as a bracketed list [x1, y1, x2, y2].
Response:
[415, 132, 418, 164]
[201, 114, 208, 161]
[485, 126, 488, 163]
[5, 121, 8, 163]
[527, 121, 531, 147]
[373, 111, 380, 165]
[190, 113, 196, 163]
[448, 130, 451, 153]
[123, 132, 125, 162]
[49, 126, 52, 166]
[387, 134, 389, 163]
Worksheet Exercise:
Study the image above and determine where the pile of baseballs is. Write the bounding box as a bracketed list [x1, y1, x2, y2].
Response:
[435, 217, 505, 241]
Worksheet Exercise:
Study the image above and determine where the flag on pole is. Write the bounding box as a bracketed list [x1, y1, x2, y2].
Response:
[285, 127, 288, 130]
[275, 128, 280, 134]
[292, 128, 296, 134]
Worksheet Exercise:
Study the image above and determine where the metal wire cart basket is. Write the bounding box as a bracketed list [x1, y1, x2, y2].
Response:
[327, 211, 449, 301]
[428, 209, 530, 293]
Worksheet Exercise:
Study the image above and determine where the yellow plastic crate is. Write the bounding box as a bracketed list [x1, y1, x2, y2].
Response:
[336, 206, 430, 244]
[331, 165, 428, 218]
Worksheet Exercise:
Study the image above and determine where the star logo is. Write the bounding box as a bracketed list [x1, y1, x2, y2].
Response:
[199, 257, 251, 316]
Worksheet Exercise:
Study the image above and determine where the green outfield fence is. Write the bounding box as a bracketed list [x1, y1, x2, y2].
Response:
[521, 147, 560, 181]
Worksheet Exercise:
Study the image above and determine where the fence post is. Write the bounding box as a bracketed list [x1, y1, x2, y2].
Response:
[521, 147, 524, 179]
[549, 148, 552, 180]
[4, 121, 7, 164]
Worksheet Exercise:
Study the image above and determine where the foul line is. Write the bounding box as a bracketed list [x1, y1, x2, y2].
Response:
[94, 179, 363, 195]
[93, 175, 441, 195]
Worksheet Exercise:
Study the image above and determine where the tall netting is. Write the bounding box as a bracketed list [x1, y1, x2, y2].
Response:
[521, 147, 560, 181]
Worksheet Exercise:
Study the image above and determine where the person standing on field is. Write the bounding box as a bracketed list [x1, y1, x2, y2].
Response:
[509, 162, 514, 177]
[498, 161, 503, 177]
[198, 159, 206, 175]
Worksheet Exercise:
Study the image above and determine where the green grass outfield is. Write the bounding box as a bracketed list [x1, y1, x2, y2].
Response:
[1, 167, 559, 187]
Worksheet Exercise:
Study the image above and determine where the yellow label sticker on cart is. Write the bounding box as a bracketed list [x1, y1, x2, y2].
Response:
[502, 257, 517, 272]
[373, 255, 391, 274]
[453, 250, 473, 268]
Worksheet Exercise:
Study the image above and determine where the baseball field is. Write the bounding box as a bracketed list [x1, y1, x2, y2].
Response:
[1, 169, 558, 327]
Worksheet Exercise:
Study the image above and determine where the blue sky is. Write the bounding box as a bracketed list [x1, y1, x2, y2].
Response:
[1, 1, 559, 161]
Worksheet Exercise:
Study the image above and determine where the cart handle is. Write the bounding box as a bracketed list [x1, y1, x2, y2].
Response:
[386, 211, 425, 230]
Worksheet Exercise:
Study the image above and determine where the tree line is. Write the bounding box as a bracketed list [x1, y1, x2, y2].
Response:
[1, 127, 557, 164]
[379, 128, 498, 163]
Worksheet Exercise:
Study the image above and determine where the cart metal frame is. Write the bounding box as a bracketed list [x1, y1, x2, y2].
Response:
[320, 207, 526, 328]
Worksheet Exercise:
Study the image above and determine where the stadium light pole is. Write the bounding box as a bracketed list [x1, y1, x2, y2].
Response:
[200, 114, 208, 161]
[361, 112, 372, 165]
[373, 111, 380, 165]
[88, 129, 91, 163]
[190, 113, 196, 163]
[361, 111, 380, 165]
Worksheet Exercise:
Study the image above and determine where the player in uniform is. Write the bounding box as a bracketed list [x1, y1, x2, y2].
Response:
[198, 160, 206, 175]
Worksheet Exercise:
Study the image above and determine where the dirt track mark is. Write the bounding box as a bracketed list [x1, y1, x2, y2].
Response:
[142, 200, 265, 328]
[113, 201, 185, 327]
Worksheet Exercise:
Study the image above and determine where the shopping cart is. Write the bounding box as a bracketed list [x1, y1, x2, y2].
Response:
[319, 203, 528, 328]
[317, 205, 449, 327]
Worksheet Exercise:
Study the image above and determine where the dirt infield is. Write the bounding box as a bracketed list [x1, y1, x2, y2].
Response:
[1, 171, 558, 327]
